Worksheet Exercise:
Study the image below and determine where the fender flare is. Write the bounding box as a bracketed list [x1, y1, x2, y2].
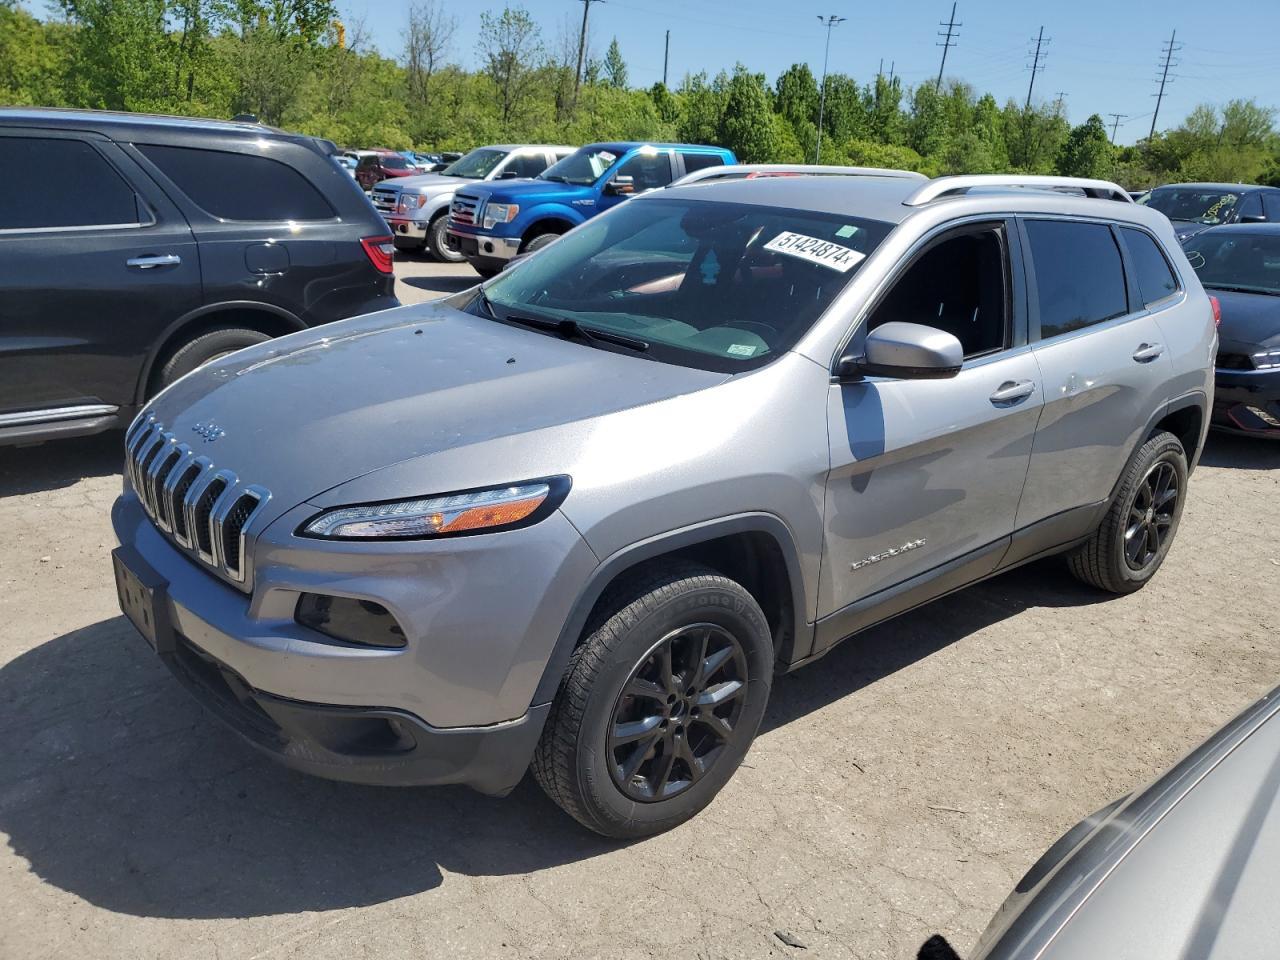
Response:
[1106, 388, 1209, 502]
[515, 204, 587, 238]
[134, 301, 307, 404]
[531, 512, 812, 707]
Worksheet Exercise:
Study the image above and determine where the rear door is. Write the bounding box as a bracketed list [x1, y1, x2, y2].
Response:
[1015, 217, 1174, 530]
[0, 129, 199, 418]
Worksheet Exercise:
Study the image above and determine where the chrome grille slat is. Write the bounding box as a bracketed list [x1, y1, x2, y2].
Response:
[124, 419, 271, 587]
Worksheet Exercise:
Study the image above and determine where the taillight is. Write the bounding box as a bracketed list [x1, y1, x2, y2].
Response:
[360, 235, 395, 275]
[1209, 295, 1221, 327]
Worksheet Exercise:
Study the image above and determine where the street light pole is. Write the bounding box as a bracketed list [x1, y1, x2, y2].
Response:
[815, 14, 846, 164]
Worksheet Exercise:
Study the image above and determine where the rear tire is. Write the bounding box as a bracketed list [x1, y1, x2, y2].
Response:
[532, 562, 773, 838]
[153, 326, 272, 395]
[428, 216, 465, 262]
[1067, 430, 1188, 594]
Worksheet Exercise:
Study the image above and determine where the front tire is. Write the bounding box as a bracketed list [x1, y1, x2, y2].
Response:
[520, 232, 561, 255]
[428, 215, 465, 262]
[1068, 430, 1188, 593]
[532, 562, 773, 838]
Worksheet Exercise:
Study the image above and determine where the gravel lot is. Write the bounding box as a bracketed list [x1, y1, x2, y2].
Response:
[1, 258, 1277, 960]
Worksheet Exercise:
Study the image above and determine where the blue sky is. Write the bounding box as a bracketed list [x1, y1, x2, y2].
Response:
[337, 0, 1277, 144]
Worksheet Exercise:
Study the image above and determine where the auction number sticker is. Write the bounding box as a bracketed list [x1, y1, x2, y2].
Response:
[763, 231, 866, 272]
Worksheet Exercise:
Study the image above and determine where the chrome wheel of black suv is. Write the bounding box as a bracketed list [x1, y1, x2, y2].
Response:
[1069, 430, 1188, 593]
[532, 562, 772, 838]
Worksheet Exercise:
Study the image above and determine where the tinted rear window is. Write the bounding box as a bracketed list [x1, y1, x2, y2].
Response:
[138, 144, 334, 221]
[1121, 228, 1179, 305]
[1026, 220, 1128, 338]
[0, 137, 137, 229]
[681, 153, 727, 174]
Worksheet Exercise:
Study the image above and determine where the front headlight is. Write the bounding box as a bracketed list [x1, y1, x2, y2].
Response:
[482, 202, 519, 230]
[1251, 347, 1280, 370]
[398, 194, 425, 212]
[301, 480, 564, 539]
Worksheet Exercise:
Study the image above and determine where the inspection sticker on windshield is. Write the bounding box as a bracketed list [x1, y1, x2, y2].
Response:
[764, 232, 865, 272]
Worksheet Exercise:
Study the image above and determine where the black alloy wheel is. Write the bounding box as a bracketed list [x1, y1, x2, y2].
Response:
[607, 623, 748, 802]
[1124, 460, 1179, 570]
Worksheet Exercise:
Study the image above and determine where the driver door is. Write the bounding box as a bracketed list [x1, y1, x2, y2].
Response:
[815, 219, 1042, 652]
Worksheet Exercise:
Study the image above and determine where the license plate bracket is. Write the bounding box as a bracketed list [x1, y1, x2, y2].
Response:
[112, 546, 175, 655]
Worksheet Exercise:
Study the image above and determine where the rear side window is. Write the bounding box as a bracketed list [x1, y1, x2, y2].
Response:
[1264, 193, 1280, 221]
[0, 137, 137, 229]
[1121, 228, 1179, 305]
[681, 153, 727, 174]
[1026, 220, 1128, 339]
[1238, 193, 1264, 222]
[138, 144, 334, 221]
[506, 153, 549, 178]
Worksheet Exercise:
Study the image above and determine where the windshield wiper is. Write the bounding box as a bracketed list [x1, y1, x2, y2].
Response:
[1205, 283, 1280, 297]
[504, 312, 650, 352]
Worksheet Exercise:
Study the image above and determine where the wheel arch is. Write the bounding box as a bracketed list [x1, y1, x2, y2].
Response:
[519, 212, 579, 246]
[532, 513, 812, 707]
[134, 301, 307, 403]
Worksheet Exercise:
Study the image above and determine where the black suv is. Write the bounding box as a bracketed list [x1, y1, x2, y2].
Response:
[0, 108, 399, 446]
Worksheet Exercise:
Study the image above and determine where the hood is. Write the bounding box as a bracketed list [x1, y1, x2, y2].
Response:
[1210, 288, 1280, 351]
[462, 178, 587, 206]
[145, 302, 725, 519]
[1174, 222, 1214, 243]
[392, 173, 475, 195]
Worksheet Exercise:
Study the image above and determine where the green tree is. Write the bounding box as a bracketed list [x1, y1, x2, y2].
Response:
[602, 36, 627, 89]
[774, 62, 818, 129]
[1055, 113, 1113, 178]
[717, 65, 776, 162]
[476, 6, 543, 126]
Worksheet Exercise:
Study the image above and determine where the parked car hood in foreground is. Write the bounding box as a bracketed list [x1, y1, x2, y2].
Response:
[143, 301, 727, 521]
[1211, 288, 1280, 352]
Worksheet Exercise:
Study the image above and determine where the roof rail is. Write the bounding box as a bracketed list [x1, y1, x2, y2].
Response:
[672, 163, 927, 188]
[903, 174, 1134, 206]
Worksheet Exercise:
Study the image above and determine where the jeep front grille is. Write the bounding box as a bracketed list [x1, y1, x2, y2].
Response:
[125, 415, 271, 586]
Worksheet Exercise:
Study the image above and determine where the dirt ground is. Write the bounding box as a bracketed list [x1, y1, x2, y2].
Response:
[1, 260, 1278, 959]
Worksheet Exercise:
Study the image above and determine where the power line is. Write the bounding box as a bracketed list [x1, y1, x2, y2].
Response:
[1024, 25, 1049, 110]
[1106, 112, 1128, 141]
[934, 2, 961, 91]
[1149, 29, 1181, 140]
[573, 0, 605, 107]
[814, 14, 846, 164]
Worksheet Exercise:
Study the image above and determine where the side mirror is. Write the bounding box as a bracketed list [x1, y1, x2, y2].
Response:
[606, 175, 635, 196]
[1239, 213, 1267, 224]
[837, 322, 963, 381]
[499, 169, 520, 179]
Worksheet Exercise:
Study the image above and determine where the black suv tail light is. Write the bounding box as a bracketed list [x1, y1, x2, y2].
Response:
[360, 235, 395, 274]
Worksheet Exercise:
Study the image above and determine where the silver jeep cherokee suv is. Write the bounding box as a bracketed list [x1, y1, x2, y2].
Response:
[112, 172, 1216, 838]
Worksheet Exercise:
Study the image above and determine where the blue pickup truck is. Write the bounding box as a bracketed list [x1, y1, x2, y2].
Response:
[446, 141, 737, 276]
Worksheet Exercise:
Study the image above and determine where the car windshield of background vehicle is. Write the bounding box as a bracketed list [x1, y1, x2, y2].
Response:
[443, 148, 508, 179]
[1142, 188, 1242, 225]
[380, 155, 410, 170]
[1183, 233, 1280, 295]
[540, 147, 620, 185]
[478, 197, 892, 373]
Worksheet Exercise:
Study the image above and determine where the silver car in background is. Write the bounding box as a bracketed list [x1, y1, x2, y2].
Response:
[374, 144, 573, 261]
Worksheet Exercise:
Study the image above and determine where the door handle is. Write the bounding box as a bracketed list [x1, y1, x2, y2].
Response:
[989, 379, 1036, 405]
[1132, 342, 1164, 363]
[126, 254, 181, 270]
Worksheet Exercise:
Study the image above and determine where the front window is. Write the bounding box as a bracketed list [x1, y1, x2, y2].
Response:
[478, 197, 892, 372]
[1142, 188, 1242, 225]
[443, 148, 509, 179]
[1183, 232, 1280, 296]
[541, 146, 622, 186]
[380, 155, 410, 170]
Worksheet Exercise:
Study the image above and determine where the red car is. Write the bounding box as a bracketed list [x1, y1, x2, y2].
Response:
[355, 151, 415, 192]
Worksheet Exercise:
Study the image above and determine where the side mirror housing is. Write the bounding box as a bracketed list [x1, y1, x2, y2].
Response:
[837, 322, 964, 381]
[605, 175, 635, 196]
[1239, 213, 1267, 224]
[499, 169, 520, 179]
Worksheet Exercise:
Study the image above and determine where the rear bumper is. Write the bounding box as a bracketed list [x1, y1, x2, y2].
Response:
[1212, 367, 1280, 437]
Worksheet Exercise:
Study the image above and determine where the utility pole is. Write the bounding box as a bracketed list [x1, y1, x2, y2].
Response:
[814, 14, 846, 164]
[574, 0, 604, 106]
[1107, 112, 1128, 142]
[1024, 25, 1048, 110]
[1149, 29, 1180, 140]
[934, 2, 960, 92]
[1052, 91, 1067, 117]
[662, 29, 669, 87]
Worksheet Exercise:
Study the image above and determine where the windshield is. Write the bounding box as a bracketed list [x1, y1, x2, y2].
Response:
[1142, 188, 1242, 225]
[381, 154, 410, 170]
[442, 148, 508, 179]
[1183, 232, 1280, 295]
[479, 197, 893, 372]
[541, 146, 621, 185]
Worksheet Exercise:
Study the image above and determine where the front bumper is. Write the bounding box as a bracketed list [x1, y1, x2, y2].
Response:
[386, 216, 428, 241]
[1212, 366, 1280, 437]
[447, 226, 521, 267]
[111, 491, 597, 793]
